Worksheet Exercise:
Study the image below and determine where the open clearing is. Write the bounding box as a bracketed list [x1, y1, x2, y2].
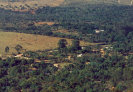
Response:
[0, 31, 97, 55]
[34, 22, 55, 26]
[0, 0, 65, 10]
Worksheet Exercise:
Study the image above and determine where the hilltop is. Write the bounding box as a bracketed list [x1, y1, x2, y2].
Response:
[62, 0, 133, 6]
[0, 0, 133, 11]
[0, 31, 93, 54]
[0, 0, 65, 10]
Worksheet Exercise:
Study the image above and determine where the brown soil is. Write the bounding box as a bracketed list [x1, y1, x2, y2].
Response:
[34, 22, 55, 25]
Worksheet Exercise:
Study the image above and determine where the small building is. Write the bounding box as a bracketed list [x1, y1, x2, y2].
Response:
[1, 57, 6, 61]
[95, 29, 100, 33]
[85, 62, 90, 65]
[101, 30, 104, 32]
[48, 50, 58, 53]
[68, 55, 73, 59]
[100, 48, 105, 57]
[14, 54, 23, 57]
[95, 29, 104, 33]
[53, 50, 58, 52]
[54, 64, 59, 68]
[81, 46, 87, 50]
[34, 59, 41, 63]
[77, 54, 83, 57]
[92, 50, 99, 52]
[28, 68, 38, 71]
[105, 46, 113, 50]
[47, 55, 53, 57]
[44, 60, 51, 63]
[23, 57, 31, 59]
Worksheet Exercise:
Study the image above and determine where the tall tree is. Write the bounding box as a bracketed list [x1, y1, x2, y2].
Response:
[58, 39, 68, 49]
[5, 46, 9, 54]
[15, 44, 23, 54]
[71, 40, 81, 51]
[57, 39, 68, 53]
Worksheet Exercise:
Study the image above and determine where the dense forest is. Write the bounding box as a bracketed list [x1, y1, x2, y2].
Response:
[0, 42, 133, 92]
[1, 4, 133, 42]
[0, 3, 133, 92]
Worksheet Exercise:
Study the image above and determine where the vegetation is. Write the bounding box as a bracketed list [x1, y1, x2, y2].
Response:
[5, 46, 9, 54]
[0, 2, 133, 92]
[15, 44, 23, 54]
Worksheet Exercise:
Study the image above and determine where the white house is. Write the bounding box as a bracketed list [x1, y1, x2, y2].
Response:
[95, 29, 100, 33]
[101, 30, 104, 32]
[81, 46, 87, 50]
[14, 54, 23, 57]
[105, 46, 113, 50]
[54, 64, 59, 67]
[77, 54, 83, 57]
[95, 29, 104, 33]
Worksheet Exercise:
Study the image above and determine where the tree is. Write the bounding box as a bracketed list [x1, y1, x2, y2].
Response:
[71, 40, 81, 51]
[58, 39, 68, 53]
[58, 39, 68, 49]
[15, 44, 23, 54]
[5, 46, 9, 54]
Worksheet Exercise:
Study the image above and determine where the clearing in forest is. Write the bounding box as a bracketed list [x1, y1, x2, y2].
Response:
[0, 31, 97, 54]
[0, 0, 65, 10]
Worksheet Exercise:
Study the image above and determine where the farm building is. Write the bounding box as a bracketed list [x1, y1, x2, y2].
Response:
[77, 54, 83, 57]
[47, 55, 53, 57]
[100, 48, 105, 57]
[54, 64, 59, 68]
[44, 60, 51, 63]
[95, 29, 104, 33]
[14, 54, 23, 57]
[81, 46, 87, 50]
[34, 59, 41, 63]
[68, 55, 72, 59]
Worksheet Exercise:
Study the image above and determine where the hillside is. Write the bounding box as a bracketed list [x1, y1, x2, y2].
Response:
[0, 0, 65, 10]
[62, 0, 133, 6]
[0, 0, 133, 11]
[0, 31, 93, 54]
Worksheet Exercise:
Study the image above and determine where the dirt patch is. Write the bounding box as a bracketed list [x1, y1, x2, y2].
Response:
[11, 9, 37, 14]
[0, 31, 95, 55]
[34, 22, 55, 26]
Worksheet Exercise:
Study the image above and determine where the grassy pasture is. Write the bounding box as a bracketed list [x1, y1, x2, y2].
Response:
[0, 31, 97, 55]
[0, 0, 65, 10]
[53, 29, 80, 36]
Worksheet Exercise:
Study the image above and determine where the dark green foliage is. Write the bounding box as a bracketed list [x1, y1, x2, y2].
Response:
[58, 39, 68, 49]
[15, 44, 23, 54]
[5, 46, 9, 54]
[68, 40, 81, 52]
[0, 4, 133, 92]
[0, 51, 133, 91]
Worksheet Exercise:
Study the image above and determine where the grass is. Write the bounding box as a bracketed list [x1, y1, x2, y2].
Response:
[57, 62, 73, 68]
[53, 29, 80, 36]
[0, 0, 65, 10]
[0, 31, 96, 55]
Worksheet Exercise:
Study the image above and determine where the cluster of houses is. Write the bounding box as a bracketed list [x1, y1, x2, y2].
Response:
[100, 45, 113, 57]
[0, 45, 113, 72]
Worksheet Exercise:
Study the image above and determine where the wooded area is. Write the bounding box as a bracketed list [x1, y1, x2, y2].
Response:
[0, 4, 133, 92]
